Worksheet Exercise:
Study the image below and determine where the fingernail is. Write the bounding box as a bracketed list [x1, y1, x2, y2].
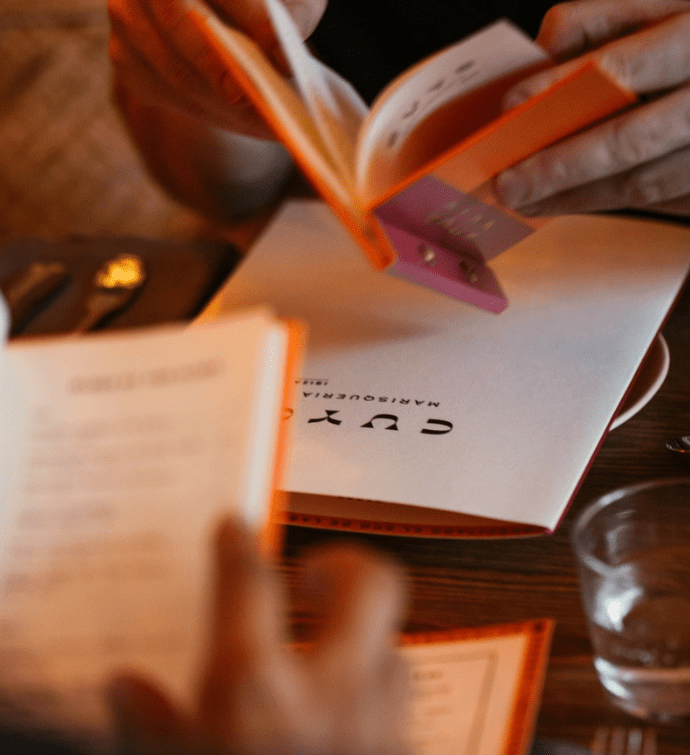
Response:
[494, 169, 529, 208]
[282, 0, 314, 37]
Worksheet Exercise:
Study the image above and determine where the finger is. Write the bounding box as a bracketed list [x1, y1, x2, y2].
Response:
[325, 648, 412, 755]
[505, 9, 690, 109]
[109, 0, 231, 104]
[207, 0, 277, 48]
[158, 0, 326, 83]
[495, 86, 690, 208]
[111, 31, 275, 135]
[109, 25, 220, 117]
[536, 0, 690, 59]
[374, 648, 411, 734]
[644, 193, 690, 216]
[298, 546, 409, 755]
[277, 0, 328, 38]
[509, 144, 690, 216]
[107, 674, 190, 755]
[148, 0, 282, 82]
[211, 0, 327, 41]
[302, 543, 407, 668]
[111, 0, 253, 108]
[196, 517, 287, 725]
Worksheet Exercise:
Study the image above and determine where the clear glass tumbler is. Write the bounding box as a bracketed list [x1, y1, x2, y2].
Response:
[571, 477, 690, 724]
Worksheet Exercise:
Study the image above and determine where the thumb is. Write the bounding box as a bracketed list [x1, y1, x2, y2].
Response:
[282, 0, 328, 39]
[212, 0, 327, 45]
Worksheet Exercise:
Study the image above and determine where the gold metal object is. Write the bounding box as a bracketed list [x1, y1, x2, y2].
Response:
[75, 254, 147, 333]
[419, 244, 437, 266]
[95, 254, 146, 289]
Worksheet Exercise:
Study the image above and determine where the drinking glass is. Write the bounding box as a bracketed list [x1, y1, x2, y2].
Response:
[571, 478, 690, 724]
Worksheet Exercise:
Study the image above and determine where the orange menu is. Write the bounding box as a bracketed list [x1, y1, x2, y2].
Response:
[185, 0, 634, 311]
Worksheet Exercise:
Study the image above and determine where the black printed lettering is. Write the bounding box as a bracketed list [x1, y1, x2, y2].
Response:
[308, 410, 342, 425]
[421, 419, 453, 435]
[361, 414, 399, 431]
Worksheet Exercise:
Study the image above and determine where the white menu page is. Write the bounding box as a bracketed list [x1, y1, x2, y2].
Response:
[200, 200, 690, 534]
[0, 309, 292, 747]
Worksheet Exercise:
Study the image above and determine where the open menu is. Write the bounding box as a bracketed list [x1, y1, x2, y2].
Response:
[185, 0, 634, 311]
[199, 200, 690, 537]
[0, 305, 300, 746]
[0, 297, 551, 753]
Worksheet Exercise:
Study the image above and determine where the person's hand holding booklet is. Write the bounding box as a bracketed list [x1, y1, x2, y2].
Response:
[183, 0, 634, 311]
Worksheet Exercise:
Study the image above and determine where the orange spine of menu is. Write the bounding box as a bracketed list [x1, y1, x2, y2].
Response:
[260, 318, 305, 556]
[187, 7, 395, 271]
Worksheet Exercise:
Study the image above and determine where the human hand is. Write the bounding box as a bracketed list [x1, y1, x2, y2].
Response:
[107, 518, 410, 755]
[494, 0, 690, 218]
[108, 0, 326, 138]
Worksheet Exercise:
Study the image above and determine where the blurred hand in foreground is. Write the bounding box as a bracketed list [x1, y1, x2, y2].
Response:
[108, 518, 410, 755]
[494, 0, 690, 218]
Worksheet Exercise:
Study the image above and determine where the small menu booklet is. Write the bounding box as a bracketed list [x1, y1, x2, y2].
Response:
[0, 303, 299, 746]
[184, 0, 634, 312]
[200, 200, 690, 537]
[403, 620, 552, 755]
[0, 297, 551, 753]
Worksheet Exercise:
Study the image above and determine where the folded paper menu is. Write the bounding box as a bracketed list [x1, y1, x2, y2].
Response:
[186, 0, 634, 311]
[0, 297, 551, 753]
[200, 200, 690, 537]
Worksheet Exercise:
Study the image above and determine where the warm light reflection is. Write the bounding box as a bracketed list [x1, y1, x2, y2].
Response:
[96, 255, 146, 289]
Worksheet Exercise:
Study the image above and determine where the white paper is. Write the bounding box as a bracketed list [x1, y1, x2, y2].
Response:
[403, 632, 529, 755]
[200, 200, 690, 530]
[0, 310, 288, 747]
[356, 21, 548, 202]
[265, 0, 367, 186]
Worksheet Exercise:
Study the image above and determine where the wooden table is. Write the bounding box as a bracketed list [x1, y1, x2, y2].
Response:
[2, 2, 690, 752]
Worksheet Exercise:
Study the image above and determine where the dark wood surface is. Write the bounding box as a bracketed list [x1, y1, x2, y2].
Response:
[3, 2, 690, 752]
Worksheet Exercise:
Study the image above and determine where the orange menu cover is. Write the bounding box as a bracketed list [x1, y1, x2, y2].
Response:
[185, 0, 635, 312]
